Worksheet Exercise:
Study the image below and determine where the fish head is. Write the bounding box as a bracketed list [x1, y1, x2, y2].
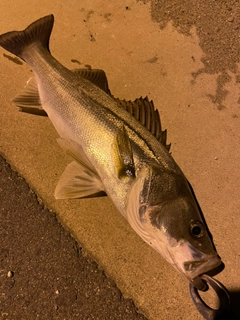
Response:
[147, 197, 222, 289]
[126, 164, 222, 289]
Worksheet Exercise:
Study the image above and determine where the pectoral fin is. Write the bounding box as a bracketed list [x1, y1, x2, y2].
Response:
[55, 138, 106, 199]
[112, 126, 135, 179]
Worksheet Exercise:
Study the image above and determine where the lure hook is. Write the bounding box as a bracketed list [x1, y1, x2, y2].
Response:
[189, 274, 238, 319]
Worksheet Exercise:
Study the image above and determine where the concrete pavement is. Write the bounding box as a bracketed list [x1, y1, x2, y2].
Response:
[0, 1, 240, 319]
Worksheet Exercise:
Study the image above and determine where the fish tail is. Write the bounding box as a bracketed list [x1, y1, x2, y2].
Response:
[0, 15, 54, 60]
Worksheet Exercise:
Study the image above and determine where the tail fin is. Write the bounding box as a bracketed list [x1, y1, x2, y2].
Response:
[0, 15, 54, 60]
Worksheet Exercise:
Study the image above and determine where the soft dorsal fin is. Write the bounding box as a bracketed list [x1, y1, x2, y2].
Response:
[115, 96, 170, 151]
[12, 68, 111, 117]
[72, 68, 111, 94]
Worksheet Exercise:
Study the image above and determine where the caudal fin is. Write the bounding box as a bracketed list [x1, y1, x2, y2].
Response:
[0, 15, 54, 60]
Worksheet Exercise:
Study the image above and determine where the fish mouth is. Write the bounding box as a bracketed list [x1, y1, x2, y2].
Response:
[183, 255, 222, 290]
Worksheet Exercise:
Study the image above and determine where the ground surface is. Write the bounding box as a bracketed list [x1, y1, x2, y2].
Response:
[0, 0, 240, 319]
[0, 155, 147, 320]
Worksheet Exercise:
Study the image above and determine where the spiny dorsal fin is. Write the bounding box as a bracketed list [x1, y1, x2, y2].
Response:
[115, 96, 171, 151]
[72, 68, 111, 94]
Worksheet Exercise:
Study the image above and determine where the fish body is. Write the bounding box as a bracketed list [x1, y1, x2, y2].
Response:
[0, 15, 222, 289]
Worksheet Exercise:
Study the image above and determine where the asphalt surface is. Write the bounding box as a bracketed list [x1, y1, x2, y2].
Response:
[0, 154, 147, 320]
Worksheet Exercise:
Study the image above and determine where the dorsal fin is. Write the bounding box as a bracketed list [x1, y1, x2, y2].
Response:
[12, 68, 111, 117]
[13, 70, 170, 151]
[115, 96, 170, 151]
[72, 68, 111, 94]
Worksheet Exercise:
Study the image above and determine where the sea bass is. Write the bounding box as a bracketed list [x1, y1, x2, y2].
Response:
[0, 15, 222, 289]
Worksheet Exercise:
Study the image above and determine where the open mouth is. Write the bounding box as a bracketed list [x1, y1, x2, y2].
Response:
[184, 255, 222, 290]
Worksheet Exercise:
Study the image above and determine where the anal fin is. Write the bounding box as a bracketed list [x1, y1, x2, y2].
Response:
[12, 77, 48, 116]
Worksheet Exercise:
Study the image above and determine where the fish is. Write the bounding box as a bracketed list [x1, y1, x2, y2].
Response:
[0, 15, 222, 289]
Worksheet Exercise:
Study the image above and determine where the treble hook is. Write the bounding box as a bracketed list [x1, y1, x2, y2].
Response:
[189, 274, 238, 319]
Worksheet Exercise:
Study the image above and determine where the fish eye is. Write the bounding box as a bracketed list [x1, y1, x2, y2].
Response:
[189, 221, 204, 238]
